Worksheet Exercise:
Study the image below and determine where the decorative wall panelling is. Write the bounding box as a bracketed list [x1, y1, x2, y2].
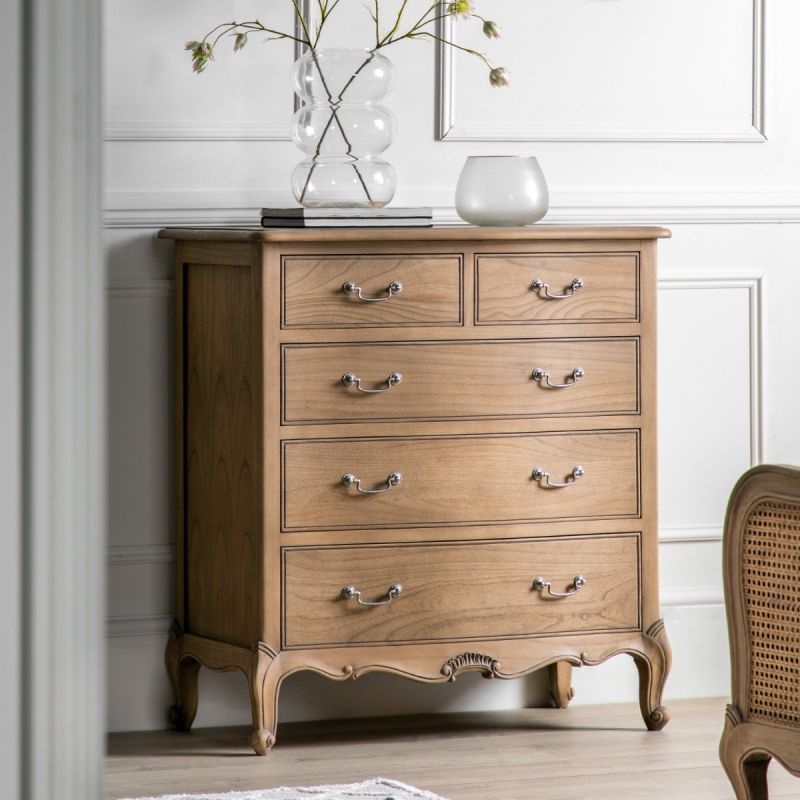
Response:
[436, 0, 765, 142]
[104, 0, 800, 732]
[103, 0, 304, 142]
[103, 190, 800, 229]
[658, 274, 763, 545]
[106, 0, 766, 144]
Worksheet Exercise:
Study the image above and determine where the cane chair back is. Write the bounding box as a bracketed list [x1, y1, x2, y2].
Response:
[720, 465, 800, 799]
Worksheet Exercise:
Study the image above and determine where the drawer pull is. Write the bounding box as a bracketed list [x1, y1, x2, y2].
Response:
[341, 471, 402, 494]
[531, 277, 584, 299]
[341, 583, 403, 606]
[342, 371, 403, 393]
[342, 280, 403, 302]
[532, 575, 587, 598]
[532, 367, 585, 388]
[532, 465, 584, 488]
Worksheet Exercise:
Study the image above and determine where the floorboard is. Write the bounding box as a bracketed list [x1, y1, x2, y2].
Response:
[106, 698, 799, 799]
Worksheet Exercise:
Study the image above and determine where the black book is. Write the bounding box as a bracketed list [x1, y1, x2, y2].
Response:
[261, 215, 433, 228]
[261, 206, 433, 220]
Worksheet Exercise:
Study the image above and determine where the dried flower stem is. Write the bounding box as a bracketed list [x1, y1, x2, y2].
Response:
[297, 52, 378, 204]
[188, 1, 506, 203]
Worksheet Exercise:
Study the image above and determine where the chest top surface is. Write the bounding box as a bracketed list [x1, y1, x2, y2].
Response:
[157, 225, 671, 244]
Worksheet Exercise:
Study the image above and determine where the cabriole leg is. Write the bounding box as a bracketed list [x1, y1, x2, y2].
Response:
[165, 622, 200, 731]
[721, 752, 770, 800]
[632, 619, 672, 731]
[248, 646, 282, 756]
[548, 661, 575, 709]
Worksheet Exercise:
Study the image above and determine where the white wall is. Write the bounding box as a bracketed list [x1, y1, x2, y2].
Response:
[105, 0, 800, 731]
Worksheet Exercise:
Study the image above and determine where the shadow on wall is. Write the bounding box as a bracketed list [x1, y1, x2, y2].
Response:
[193, 668, 553, 731]
[106, 229, 176, 618]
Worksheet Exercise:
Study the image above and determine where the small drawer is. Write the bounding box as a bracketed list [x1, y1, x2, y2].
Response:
[476, 252, 639, 324]
[282, 254, 462, 328]
[282, 430, 639, 531]
[282, 534, 641, 647]
[282, 338, 639, 423]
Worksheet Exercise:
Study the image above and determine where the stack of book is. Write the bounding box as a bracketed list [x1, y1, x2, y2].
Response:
[260, 207, 433, 228]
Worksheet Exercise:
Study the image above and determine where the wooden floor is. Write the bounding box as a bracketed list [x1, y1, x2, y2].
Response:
[106, 698, 799, 799]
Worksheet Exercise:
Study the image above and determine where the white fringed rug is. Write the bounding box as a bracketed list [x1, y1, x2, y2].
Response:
[120, 778, 448, 800]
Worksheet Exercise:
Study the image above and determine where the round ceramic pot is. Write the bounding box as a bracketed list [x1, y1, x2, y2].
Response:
[455, 155, 549, 226]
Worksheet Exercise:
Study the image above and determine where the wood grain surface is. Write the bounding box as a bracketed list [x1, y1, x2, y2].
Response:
[107, 699, 800, 800]
[282, 255, 462, 328]
[476, 253, 639, 324]
[282, 431, 640, 531]
[282, 338, 639, 423]
[184, 262, 262, 646]
[165, 227, 667, 753]
[282, 534, 640, 647]
[158, 225, 671, 243]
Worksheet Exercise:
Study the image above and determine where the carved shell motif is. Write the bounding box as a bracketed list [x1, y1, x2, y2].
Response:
[441, 652, 500, 681]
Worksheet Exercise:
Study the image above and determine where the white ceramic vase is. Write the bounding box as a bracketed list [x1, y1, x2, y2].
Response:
[455, 156, 549, 226]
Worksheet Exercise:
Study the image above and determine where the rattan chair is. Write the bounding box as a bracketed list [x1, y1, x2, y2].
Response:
[720, 465, 800, 799]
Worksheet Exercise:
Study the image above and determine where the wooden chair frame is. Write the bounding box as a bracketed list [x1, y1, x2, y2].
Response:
[720, 464, 800, 799]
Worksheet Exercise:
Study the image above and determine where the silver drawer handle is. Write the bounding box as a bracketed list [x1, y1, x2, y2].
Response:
[531, 277, 584, 299]
[533, 575, 586, 598]
[532, 367, 584, 388]
[342, 472, 402, 494]
[342, 372, 403, 393]
[342, 280, 403, 302]
[532, 465, 584, 488]
[341, 584, 403, 606]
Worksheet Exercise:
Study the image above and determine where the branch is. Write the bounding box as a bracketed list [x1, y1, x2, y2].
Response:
[401, 30, 492, 68]
[379, 0, 409, 46]
[289, 0, 315, 45]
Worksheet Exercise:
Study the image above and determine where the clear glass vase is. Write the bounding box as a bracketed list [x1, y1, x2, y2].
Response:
[290, 49, 397, 208]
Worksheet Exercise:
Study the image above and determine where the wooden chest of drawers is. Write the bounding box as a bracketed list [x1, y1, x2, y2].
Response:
[159, 225, 671, 754]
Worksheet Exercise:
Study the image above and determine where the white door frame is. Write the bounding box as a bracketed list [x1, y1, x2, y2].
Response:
[0, 0, 23, 795]
[4, 0, 105, 797]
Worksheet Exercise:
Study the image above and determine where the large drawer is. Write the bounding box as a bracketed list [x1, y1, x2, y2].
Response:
[476, 253, 639, 324]
[282, 338, 638, 423]
[282, 534, 641, 647]
[282, 254, 462, 328]
[282, 430, 639, 531]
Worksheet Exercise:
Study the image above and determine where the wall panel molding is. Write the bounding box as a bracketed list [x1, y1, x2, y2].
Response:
[659, 524, 723, 544]
[660, 587, 724, 607]
[436, 0, 766, 142]
[107, 278, 174, 298]
[108, 613, 172, 639]
[104, 188, 800, 229]
[105, 121, 289, 142]
[108, 543, 175, 565]
[103, 2, 313, 143]
[659, 273, 765, 468]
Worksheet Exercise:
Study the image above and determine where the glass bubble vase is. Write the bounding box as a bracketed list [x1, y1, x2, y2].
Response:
[290, 49, 397, 208]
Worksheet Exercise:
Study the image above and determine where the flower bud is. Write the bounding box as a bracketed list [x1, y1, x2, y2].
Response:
[489, 66, 509, 87]
[482, 20, 500, 39]
[189, 42, 214, 73]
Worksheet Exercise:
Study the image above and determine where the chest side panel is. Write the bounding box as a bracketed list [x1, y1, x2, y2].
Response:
[182, 253, 263, 646]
